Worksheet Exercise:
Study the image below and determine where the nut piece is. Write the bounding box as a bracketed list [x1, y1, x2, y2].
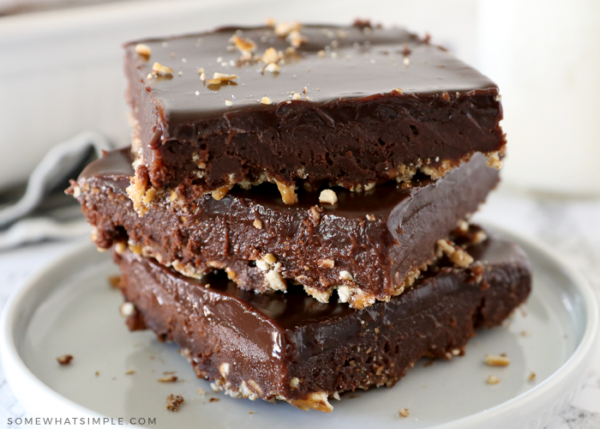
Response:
[135, 44, 151, 59]
[319, 189, 338, 205]
[57, 354, 73, 365]
[528, 372, 536, 381]
[253, 219, 263, 229]
[289, 377, 300, 389]
[151, 62, 173, 76]
[261, 96, 273, 105]
[108, 274, 121, 288]
[165, 394, 184, 411]
[262, 47, 279, 64]
[289, 392, 333, 413]
[487, 152, 503, 170]
[208, 72, 238, 85]
[158, 375, 178, 383]
[232, 34, 256, 53]
[484, 354, 510, 367]
[399, 408, 409, 418]
[197, 388, 206, 396]
[120, 302, 135, 317]
[437, 239, 473, 268]
[318, 259, 335, 268]
[275, 22, 301, 37]
[265, 63, 280, 73]
[487, 375, 500, 385]
[276, 181, 298, 204]
[339, 271, 353, 281]
[265, 269, 287, 291]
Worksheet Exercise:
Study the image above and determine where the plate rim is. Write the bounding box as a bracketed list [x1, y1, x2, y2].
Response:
[1, 224, 598, 428]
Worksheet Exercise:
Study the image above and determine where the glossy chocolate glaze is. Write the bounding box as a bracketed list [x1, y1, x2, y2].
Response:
[75, 148, 499, 307]
[116, 229, 531, 408]
[124, 23, 504, 200]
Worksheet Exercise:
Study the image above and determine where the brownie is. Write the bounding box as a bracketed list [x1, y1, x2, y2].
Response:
[116, 227, 531, 411]
[70, 148, 499, 309]
[124, 22, 504, 209]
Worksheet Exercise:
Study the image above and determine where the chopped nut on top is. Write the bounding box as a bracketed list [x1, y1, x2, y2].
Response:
[151, 62, 173, 76]
[135, 44, 151, 59]
[261, 96, 272, 105]
[232, 35, 256, 53]
[399, 408, 409, 418]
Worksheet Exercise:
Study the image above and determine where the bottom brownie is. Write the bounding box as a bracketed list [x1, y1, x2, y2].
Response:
[115, 226, 531, 412]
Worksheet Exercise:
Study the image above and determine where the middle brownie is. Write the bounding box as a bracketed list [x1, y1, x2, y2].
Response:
[72, 149, 499, 309]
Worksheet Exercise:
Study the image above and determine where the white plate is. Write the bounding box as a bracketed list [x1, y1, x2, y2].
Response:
[1, 226, 598, 429]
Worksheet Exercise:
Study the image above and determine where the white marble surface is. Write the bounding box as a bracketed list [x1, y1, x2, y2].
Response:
[0, 186, 599, 428]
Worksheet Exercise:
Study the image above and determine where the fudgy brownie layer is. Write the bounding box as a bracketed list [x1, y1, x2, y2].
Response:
[116, 228, 531, 412]
[71, 148, 499, 309]
[124, 22, 504, 207]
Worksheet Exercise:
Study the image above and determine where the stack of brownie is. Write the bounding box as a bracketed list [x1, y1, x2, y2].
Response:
[69, 22, 531, 412]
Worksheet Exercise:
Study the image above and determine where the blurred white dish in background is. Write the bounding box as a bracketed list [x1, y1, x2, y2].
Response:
[0, 0, 479, 190]
[479, 0, 600, 197]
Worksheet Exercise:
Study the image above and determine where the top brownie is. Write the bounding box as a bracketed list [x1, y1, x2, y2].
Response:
[125, 21, 503, 211]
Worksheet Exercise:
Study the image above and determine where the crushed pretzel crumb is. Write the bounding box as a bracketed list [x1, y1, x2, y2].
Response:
[319, 189, 338, 205]
[484, 354, 510, 367]
[57, 355, 73, 365]
[165, 394, 184, 411]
